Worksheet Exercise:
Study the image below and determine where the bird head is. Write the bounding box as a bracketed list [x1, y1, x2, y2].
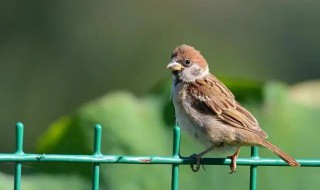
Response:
[167, 44, 209, 83]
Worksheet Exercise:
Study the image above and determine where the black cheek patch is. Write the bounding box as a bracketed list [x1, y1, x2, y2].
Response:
[191, 68, 202, 76]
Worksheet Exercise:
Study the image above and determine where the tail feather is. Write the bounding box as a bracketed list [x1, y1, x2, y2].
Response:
[261, 140, 300, 167]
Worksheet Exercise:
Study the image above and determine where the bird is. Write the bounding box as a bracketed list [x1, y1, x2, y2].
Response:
[166, 44, 300, 173]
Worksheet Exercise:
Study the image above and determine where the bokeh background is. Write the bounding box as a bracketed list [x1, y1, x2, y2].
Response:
[1, 0, 320, 189]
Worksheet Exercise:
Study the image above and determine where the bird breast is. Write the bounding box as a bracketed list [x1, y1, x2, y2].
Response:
[171, 82, 238, 154]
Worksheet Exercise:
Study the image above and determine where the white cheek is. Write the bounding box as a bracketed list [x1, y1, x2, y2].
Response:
[202, 66, 209, 76]
[181, 64, 208, 82]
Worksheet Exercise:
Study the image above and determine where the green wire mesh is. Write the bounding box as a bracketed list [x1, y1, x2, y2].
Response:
[1, 122, 320, 190]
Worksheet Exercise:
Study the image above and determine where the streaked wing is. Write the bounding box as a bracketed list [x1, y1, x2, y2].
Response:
[187, 75, 268, 138]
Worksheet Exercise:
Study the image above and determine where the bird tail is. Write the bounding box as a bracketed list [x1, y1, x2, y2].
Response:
[261, 140, 300, 167]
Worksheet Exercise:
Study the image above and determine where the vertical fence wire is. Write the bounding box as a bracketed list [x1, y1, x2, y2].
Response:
[14, 163, 22, 190]
[171, 126, 181, 190]
[250, 146, 259, 190]
[92, 124, 102, 190]
[14, 122, 24, 190]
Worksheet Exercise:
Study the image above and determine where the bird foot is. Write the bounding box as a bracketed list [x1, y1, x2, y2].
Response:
[190, 154, 203, 172]
[227, 154, 237, 174]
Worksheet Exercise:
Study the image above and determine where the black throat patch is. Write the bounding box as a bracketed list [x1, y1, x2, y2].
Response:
[172, 71, 182, 86]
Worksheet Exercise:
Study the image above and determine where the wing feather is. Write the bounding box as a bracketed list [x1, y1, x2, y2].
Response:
[187, 75, 268, 138]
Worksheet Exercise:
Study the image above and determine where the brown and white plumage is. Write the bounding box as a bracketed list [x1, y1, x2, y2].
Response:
[167, 44, 299, 173]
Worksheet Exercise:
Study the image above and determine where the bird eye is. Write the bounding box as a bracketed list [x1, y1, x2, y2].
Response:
[184, 59, 191, 65]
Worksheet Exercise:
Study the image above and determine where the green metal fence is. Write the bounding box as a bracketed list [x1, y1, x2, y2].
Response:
[1, 122, 320, 190]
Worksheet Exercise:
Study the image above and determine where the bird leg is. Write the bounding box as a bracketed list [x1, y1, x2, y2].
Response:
[227, 148, 240, 174]
[190, 145, 214, 172]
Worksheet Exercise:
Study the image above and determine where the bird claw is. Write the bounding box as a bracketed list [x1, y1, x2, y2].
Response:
[201, 164, 207, 171]
[228, 167, 237, 174]
[190, 154, 202, 172]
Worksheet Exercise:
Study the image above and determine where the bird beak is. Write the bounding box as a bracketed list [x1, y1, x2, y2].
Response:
[167, 61, 184, 71]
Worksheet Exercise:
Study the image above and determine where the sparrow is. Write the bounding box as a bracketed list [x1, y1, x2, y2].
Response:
[167, 44, 300, 173]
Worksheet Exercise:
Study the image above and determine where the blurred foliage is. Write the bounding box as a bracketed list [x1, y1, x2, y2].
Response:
[289, 80, 320, 108]
[36, 92, 171, 189]
[28, 79, 320, 189]
[0, 172, 91, 190]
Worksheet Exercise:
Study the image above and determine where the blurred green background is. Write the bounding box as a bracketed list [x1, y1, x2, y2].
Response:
[1, 0, 320, 189]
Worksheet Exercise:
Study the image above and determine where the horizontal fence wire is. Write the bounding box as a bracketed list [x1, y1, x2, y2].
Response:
[1, 123, 320, 190]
